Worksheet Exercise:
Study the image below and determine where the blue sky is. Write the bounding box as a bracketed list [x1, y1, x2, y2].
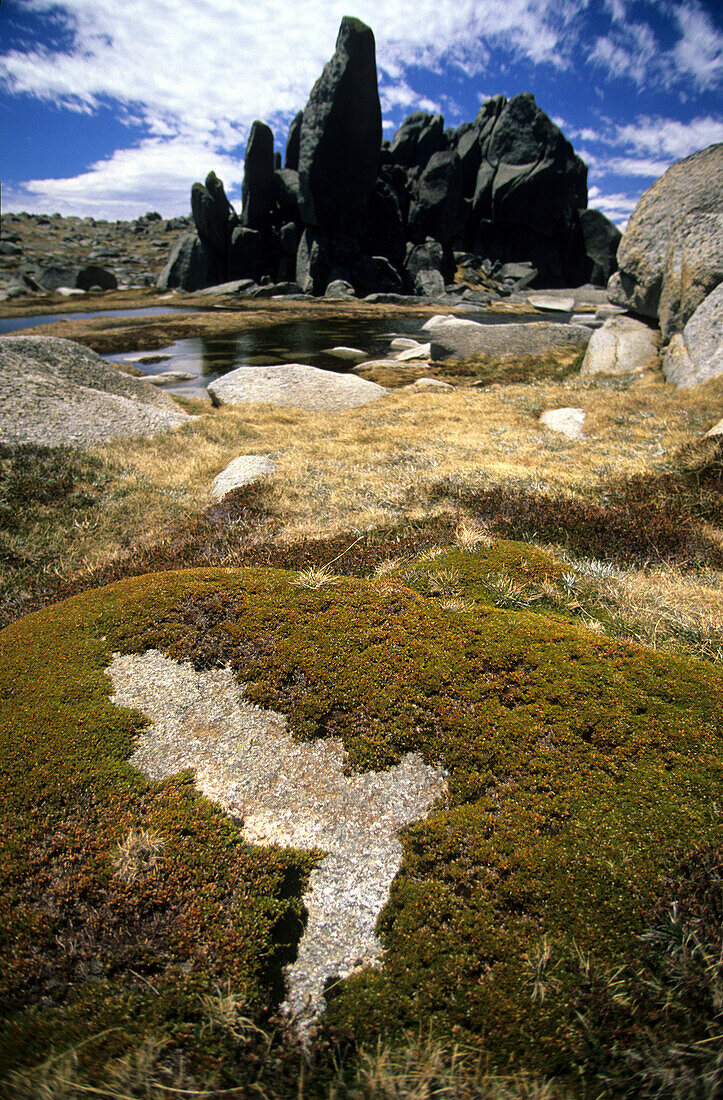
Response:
[1, 0, 722, 227]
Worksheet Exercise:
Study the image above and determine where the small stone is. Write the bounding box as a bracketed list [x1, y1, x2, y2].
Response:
[540, 407, 586, 440]
[211, 455, 276, 500]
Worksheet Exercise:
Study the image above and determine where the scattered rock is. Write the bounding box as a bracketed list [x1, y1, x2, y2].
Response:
[662, 281, 723, 387]
[580, 316, 660, 377]
[211, 455, 276, 500]
[207, 363, 387, 412]
[430, 318, 591, 360]
[540, 407, 586, 440]
[0, 335, 191, 446]
[608, 143, 723, 338]
[403, 377, 454, 392]
[395, 342, 431, 360]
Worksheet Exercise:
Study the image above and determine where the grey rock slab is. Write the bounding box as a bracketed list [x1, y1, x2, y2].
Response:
[108, 651, 447, 1033]
[395, 342, 431, 360]
[389, 338, 423, 351]
[0, 335, 192, 447]
[528, 294, 575, 312]
[540, 407, 586, 440]
[211, 454, 276, 500]
[705, 418, 723, 437]
[207, 363, 386, 412]
[430, 318, 591, 360]
[193, 279, 256, 295]
[143, 371, 195, 386]
[403, 377, 454, 392]
[581, 316, 660, 377]
[662, 282, 723, 388]
[608, 144, 723, 338]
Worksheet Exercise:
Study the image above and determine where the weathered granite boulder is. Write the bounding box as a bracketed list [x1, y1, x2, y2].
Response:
[208, 363, 386, 412]
[429, 318, 591, 360]
[0, 336, 191, 446]
[298, 16, 382, 238]
[242, 121, 276, 230]
[157, 233, 223, 291]
[580, 316, 660, 377]
[608, 144, 723, 338]
[662, 282, 723, 387]
[211, 455, 276, 500]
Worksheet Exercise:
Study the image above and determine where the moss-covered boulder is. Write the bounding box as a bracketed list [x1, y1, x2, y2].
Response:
[2, 547, 722, 1087]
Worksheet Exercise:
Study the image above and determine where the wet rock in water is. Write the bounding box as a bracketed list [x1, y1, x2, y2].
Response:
[207, 363, 387, 412]
[211, 455, 276, 500]
[662, 282, 723, 387]
[580, 316, 660, 377]
[430, 318, 591, 360]
[298, 16, 382, 238]
[608, 144, 723, 338]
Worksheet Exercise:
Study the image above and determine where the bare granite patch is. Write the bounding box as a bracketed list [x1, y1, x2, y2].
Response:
[108, 649, 447, 1032]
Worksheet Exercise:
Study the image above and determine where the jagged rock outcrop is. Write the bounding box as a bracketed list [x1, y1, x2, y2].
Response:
[608, 144, 723, 339]
[159, 17, 619, 296]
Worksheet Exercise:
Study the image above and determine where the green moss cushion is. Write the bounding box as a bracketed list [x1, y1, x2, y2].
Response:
[2, 548, 722, 1078]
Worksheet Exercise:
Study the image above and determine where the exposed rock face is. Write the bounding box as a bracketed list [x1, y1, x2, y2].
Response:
[580, 316, 660, 377]
[662, 282, 723, 387]
[389, 112, 445, 170]
[608, 144, 723, 338]
[284, 111, 303, 170]
[297, 16, 382, 238]
[429, 318, 591, 360]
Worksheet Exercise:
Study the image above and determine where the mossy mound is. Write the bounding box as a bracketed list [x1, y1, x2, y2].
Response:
[2, 544, 722, 1087]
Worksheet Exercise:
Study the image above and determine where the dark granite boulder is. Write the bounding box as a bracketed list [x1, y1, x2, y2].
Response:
[284, 111, 303, 171]
[157, 234, 223, 291]
[191, 171, 237, 256]
[408, 150, 465, 247]
[579, 208, 621, 286]
[228, 226, 264, 282]
[389, 112, 446, 170]
[297, 16, 382, 238]
[404, 238, 452, 291]
[275, 168, 301, 224]
[242, 121, 276, 230]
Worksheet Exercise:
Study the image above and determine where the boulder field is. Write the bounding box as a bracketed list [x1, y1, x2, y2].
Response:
[159, 17, 620, 298]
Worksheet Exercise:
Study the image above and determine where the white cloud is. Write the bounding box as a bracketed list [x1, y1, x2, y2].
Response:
[589, 1, 723, 91]
[671, 3, 723, 90]
[5, 137, 245, 219]
[614, 114, 723, 160]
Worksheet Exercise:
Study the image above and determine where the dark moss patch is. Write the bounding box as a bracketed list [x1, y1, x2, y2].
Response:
[429, 437, 723, 567]
[2, 556, 722, 1088]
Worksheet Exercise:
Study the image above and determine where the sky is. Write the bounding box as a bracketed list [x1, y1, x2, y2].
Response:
[1, 0, 722, 228]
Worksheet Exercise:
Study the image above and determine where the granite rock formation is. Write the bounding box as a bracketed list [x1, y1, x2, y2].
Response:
[159, 17, 619, 297]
